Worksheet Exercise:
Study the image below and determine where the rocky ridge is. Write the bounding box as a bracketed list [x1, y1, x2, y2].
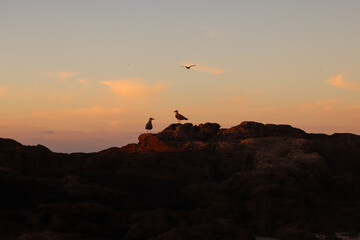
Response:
[0, 121, 359, 240]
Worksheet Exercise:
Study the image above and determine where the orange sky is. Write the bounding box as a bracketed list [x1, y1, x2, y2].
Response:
[1, 1, 360, 152]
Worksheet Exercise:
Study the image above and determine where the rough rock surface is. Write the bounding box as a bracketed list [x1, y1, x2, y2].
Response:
[0, 121, 359, 240]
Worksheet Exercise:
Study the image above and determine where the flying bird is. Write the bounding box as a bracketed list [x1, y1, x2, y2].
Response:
[181, 65, 196, 69]
[145, 118, 155, 133]
[174, 110, 188, 123]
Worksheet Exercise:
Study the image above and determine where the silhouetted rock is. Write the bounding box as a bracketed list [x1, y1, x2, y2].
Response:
[221, 121, 307, 140]
[17, 231, 83, 240]
[0, 122, 360, 239]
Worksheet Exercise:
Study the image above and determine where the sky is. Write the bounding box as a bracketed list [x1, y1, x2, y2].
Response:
[1, 0, 360, 153]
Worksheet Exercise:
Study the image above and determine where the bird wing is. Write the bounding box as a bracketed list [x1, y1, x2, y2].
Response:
[145, 121, 153, 129]
[178, 113, 188, 120]
[190, 65, 196, 67]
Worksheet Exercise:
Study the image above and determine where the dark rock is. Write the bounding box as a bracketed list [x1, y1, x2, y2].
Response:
[17, 231, 83, 240]
[221, 121, 307, 140]
[0, 121, 359, 239]
[0, 138, 22, 149]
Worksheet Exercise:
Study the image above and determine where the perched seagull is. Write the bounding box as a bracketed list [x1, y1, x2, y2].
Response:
[181, 65, 196, 69]
[174, 110, 188, 123]
[145, 118, 155, 133]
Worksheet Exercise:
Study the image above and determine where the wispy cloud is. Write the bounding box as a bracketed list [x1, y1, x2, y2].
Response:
[294, 99, 360, 125]
[297, 99, 338, 114]
[29, 106, 128, 132]
[0, 86, 8, 95]
[202, 25, 229, 39]
[32, 107, 124, 120]
[76, 79, 88, 84]
[43, 71, 79, 81]
[203, 26, 218, 39]
[40, 130, 55, 134]
[223, 89, 261, 105]
[109, 120, 121, 126]
[11, 85, 75, 104]
[327, 73, 360, 91]
[228, 96, 251, 105]
[72, 107, 123, 117]
[100, 79, 168, 98]
[181, 63, 225, 75]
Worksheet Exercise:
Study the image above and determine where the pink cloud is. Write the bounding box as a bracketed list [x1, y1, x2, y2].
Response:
[43, 71, 79, 80]
[72, 107, 123, 117]
[228, 96, 251, 105]
[31, 107, 124, 120]
[202, 25, 230, 39]
[100, 79, 168, 98]
[297, 99, 338, 113]
[327, 74, 360, 91]
[76, 79, 88, 84]
[223, 90, 262, 105]
[0, 86, 8, 95]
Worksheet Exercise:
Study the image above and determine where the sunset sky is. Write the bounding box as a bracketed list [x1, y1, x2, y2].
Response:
[1, 1, 360, 153]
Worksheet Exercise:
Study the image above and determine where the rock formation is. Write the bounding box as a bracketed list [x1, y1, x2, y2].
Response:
[0, 121, 359, 240]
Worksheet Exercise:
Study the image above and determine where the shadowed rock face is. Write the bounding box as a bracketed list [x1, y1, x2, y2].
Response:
[0, 121, 360, 240]
[120, 122, 307, 152]
[221, 121, 307, 139]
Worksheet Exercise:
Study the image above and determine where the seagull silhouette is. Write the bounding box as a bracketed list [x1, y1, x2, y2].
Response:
[181, 65, 196, 69]
[174, 110, 188, 123]
[145, 118, 155, 133]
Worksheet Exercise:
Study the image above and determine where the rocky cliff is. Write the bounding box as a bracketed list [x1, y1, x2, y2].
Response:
[0, 121, 359, 240]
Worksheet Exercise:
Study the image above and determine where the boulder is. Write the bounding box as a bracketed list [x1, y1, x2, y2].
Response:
[0, 121, 359, 239]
